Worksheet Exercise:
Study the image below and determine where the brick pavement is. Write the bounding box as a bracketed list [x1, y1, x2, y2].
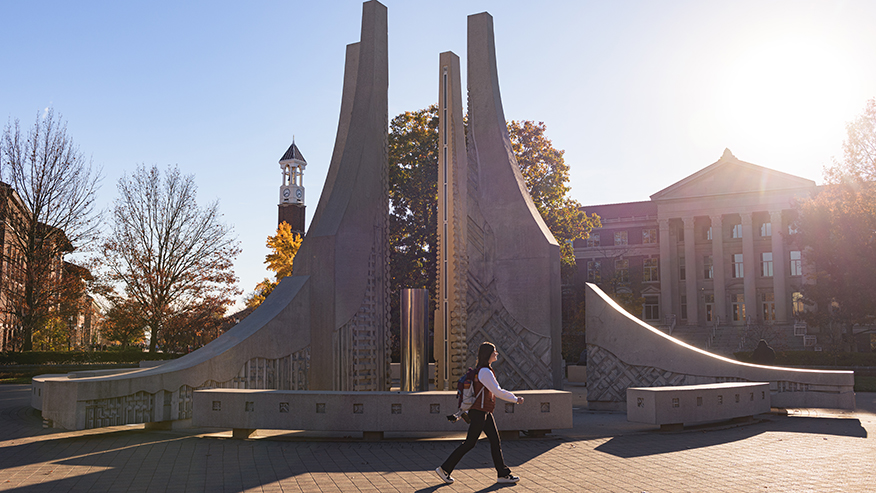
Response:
[2, 384, 874, 493]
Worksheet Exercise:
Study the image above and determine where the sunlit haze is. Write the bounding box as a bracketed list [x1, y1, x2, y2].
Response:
[2, 1, 875, 309]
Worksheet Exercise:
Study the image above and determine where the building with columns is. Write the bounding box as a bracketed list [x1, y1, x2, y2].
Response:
[574, 149, 816, 352]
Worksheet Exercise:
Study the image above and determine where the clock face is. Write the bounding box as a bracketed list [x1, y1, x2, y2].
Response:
[295, 188, 303, 199]
[283, 188, 291, 198]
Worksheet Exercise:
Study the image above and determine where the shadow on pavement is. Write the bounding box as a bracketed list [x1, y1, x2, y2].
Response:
[595, 414, 867, 458]
[0, 426, 563, 492]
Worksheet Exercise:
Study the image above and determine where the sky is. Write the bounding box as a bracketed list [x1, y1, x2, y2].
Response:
[3, 0, 875, 311]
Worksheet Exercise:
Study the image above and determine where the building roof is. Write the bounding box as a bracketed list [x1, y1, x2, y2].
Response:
[279, 141, 306, 164]
[581, 200, 657, 221]
[650, 148, 816, 202]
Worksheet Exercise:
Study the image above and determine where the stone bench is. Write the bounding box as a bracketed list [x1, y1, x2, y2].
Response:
[192, 389, 572, 440]
[627, 382, 771, 430]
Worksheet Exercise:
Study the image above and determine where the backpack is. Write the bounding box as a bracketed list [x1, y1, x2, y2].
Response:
[456, 367, 482, 411]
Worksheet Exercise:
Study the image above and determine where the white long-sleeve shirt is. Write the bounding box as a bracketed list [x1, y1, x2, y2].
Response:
[478, 367, 518, 403]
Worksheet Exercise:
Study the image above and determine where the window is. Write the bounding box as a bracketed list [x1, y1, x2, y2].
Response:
[643, 296, 659, 320]
[586, 234, 600, 248]
[587, 260, 601, 283]
[680, 295, 688, 320]
[703, 255, 713, 279]
[760, 222, 772, 237]
[679, 255, 686, 281]
[678, 227, 685, 242]
[732, 294, 746, 322]
[643, 229, 657, 244]
[792, 291, 805, 317]
[704, 226, 713, 241]
[732, 223, 743, 239]
[615, 259, 629, 283]
[705, 293, 715, 322]
[614, 231, 628, 246]
[762, 293, 775, 321]
[790, 251, 802, 276]
[643, 258, 659, 282]
[761, 252, 773, 277]
[732, 254, 744, 278]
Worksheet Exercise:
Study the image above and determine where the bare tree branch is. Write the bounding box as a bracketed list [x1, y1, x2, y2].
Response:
[101, 164, 241, 352]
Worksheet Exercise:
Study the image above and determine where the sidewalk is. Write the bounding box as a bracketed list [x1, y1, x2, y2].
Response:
[1, 384, 874, 492]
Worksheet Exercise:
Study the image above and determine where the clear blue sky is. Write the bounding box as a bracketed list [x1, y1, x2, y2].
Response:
[3, 1, 875, 310]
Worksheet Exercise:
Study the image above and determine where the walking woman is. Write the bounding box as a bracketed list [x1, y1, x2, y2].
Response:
[435, 342, 523, 484]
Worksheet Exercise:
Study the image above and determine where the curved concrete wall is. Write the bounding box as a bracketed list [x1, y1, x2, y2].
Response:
[585, 283, 855, 410]
[36, 276, 312, 429]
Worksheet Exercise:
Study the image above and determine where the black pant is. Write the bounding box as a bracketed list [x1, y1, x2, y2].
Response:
[441, 409, 511, 477]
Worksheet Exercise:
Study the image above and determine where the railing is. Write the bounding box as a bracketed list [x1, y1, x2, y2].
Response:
[707, 316, 720, 349]
[600, 215, 658, 224]
[664, 314, 677, 335]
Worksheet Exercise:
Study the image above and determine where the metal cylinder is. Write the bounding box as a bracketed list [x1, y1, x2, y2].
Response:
[401, 288, 429, 391]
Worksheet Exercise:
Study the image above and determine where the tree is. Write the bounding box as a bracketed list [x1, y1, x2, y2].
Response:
[508, 120, 601, 281]
[0, 109, 102, 351]
[265, 221, 302, 279]
[388, 107, 440, 361]
[245, 221, 303, 309]
[102, 297, 147, 349]
[160, 295, 227, 353]
[793, 98, 876, 352]
[101, 164, 241, 352]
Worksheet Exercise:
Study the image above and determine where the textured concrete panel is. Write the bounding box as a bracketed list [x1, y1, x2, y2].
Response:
[464, 12, 562, 389]
[585, 283, 855, 410]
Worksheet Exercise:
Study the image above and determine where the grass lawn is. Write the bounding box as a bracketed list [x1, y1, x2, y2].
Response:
[855, 375, 876, 392]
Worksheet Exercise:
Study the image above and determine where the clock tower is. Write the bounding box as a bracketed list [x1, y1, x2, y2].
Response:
[278, 139, 306, 235]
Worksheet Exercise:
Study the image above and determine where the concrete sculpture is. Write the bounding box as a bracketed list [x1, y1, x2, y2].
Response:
[437, 13, 562, 390]
[34, 0, 389, 430]
[585, 283, 855, 410]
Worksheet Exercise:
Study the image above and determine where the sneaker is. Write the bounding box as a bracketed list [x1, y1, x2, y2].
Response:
[497, 474, 520, 484]
[435, 466, 454, 484]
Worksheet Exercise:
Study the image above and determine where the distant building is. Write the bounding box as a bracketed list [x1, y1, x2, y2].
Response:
[574, 149, 816, 353]
[0, 181, 97, 351]
[277, 140, 307, 235]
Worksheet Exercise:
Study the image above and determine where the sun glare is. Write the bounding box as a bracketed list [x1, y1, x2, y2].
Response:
[717, 34, 861, 154]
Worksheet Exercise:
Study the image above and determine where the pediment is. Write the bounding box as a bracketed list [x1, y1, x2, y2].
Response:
[650, 149, 815, 201]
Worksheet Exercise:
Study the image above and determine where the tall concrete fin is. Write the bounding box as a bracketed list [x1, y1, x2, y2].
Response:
[435, 52, 469, 390]
[465, 12, 563, 389]
[33, 1, 389, 430]
[296, 0, 389, 391]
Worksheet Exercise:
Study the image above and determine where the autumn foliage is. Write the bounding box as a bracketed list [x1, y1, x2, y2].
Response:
[793, 99, 876, 351]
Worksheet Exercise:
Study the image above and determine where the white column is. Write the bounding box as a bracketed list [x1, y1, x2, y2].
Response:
[770, 210, 787, 323]
[683, 217, 698, 325]
[741, 213, 757, 323]
[710, 215, 726, 323]
[658, 219, 673, 321]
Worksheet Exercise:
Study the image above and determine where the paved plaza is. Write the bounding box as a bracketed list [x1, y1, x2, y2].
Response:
[1, 385, 874, 492]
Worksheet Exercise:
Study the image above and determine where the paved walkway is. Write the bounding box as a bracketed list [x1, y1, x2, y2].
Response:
[1, 385, 874, 492]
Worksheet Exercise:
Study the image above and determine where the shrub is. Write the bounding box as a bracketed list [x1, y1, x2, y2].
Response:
[734, 350, 876, 367]
[0, 350, 180, 365]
